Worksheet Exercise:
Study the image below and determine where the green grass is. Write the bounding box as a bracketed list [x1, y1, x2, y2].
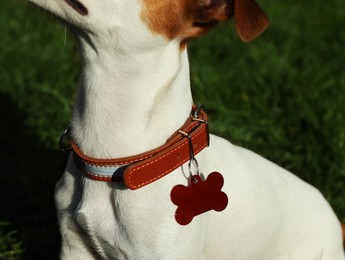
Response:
[0, 0, 344, 258]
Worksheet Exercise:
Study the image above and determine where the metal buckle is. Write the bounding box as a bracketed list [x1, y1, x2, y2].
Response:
[178, 130, 200, 178]
[59, 126, 72, 153]
[192, 105, 210, 147]
[193, 105, 205, 118]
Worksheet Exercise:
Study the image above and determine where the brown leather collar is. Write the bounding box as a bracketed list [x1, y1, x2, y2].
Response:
[71, 106, 210, 190]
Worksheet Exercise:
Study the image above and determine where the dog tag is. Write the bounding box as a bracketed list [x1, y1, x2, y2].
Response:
[170, 171, 228, 225]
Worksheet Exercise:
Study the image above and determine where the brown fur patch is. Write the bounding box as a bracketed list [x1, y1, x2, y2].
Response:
[141, 0, 230, 40]
[141, 0, 187, 39]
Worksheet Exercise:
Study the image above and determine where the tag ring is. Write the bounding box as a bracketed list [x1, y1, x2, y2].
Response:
[188, 158, 200, 178]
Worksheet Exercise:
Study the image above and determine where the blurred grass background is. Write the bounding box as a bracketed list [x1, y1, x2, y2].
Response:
[0, 0, 344, 258]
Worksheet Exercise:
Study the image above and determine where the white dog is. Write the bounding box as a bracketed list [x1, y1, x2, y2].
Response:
[29, 0, 344, 259]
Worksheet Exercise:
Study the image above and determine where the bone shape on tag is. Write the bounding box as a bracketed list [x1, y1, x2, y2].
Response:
[170, 171, 228, 225]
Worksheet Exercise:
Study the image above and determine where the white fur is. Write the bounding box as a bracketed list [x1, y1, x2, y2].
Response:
[29, 0, 344, 259]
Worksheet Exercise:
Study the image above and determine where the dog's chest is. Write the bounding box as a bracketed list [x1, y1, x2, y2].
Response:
[65, 175, 177, 258]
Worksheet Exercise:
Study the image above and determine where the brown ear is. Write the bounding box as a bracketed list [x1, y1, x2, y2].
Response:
[182, 0, 231, 38]
[234, 0, 270, 42]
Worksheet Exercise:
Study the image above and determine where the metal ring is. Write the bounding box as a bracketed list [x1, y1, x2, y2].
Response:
[59, 126, 72, 153]
[188, 157, 200, 177]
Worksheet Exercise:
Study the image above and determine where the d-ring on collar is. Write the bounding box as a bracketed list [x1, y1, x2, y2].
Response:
[61, 106, 210, 190]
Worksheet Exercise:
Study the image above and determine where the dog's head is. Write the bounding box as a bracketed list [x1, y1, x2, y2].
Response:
[29, 0, 269, 48]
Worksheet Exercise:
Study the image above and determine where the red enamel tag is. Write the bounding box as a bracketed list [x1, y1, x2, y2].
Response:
[170, 171, 228, 225]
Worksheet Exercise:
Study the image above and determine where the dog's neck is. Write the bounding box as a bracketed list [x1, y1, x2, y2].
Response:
[71, 34, 193, 159]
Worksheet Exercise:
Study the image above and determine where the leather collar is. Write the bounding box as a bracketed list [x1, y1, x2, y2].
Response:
[70, 106, 210, 190]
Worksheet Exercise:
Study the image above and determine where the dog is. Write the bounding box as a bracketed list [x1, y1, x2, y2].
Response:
[28, 0, 345, 259]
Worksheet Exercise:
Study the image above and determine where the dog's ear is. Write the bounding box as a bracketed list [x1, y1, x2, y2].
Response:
[234, 0, 270, 42]
[182, 0, 231, 38]
[184, 0, 269, 41]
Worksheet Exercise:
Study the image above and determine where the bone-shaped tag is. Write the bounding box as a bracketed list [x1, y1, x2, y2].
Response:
[170, 171, 228, 225]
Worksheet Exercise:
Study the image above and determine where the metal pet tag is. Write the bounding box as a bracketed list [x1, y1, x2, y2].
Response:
[171, 171, 228, 225]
